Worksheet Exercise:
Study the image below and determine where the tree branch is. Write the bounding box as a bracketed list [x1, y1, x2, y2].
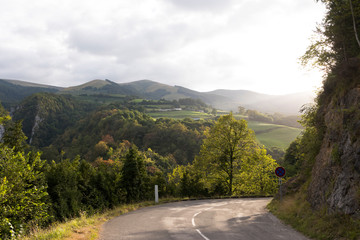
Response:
[350, 0, 360, 48]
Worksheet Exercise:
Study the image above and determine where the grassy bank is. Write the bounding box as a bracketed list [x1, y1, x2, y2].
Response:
[21, 199, 182, 240]
[267, 192, 360, 239]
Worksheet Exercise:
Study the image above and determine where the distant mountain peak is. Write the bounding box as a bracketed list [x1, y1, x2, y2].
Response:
[0, 78, 314, 115]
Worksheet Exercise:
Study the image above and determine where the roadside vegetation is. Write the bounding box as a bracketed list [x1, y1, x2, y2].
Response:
[22, 200, 167, 240]
[268, 192, 360, 239]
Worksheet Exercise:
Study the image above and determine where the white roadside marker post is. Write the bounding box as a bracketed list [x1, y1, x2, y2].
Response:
[155, 185, 159, 203]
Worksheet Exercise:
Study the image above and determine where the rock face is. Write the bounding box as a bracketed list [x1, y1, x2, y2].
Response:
[29, 113, 42, 144]
[307, 87, 360, 215]
[0, 124, 4, 141]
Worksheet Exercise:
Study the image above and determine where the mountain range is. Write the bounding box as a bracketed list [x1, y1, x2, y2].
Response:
[0, 78, 314, 115]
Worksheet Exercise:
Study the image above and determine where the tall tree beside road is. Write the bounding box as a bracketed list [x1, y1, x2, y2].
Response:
[121, 147, 149, 202]
[194, 113, 257, 195]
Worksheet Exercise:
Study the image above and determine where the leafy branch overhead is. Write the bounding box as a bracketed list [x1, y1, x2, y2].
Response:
[301, 0, 360, 72]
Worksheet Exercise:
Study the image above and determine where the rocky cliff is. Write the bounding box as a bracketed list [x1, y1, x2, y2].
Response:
[307, 63, 360, 216]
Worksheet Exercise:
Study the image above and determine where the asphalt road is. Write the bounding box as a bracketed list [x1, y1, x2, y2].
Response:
[100, 198, 309, 240]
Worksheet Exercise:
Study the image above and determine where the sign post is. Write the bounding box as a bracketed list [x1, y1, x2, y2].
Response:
[275, 167, 286, 201]
[155, 185, 159, 203]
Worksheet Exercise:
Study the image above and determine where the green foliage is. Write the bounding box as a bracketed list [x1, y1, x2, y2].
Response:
[269, 192, 360, 240]
[301, 0, 360, 72]
[0, 79, 59, 108]
[280, 138, 302, 178]
[238, 149, 278, 195]
[144, 148, 176, 174]
[143, 118, 205, 165]
[331, 143, 341, 165]
[246, 109, 273, 123]
[0, 110, 49, 238]
[179, 166, 207, 198]
[45, 109, 205, 165]
[14, 92, 93, 148]
[266, 147, 285, 161]
[193, 113, 279, 196]
[279, 121, 322, 183]
[167, 165, 207, 198]
[46, 158, 83, 221]
[295, 104, 324, 178]
[46, 157, 125, 221]
[0, 102, 9, 121]
[44, 108, 154, 161]
[2, 120, 28, 152]
[121, 147, 150, 203]
[0, 147, 50, 238]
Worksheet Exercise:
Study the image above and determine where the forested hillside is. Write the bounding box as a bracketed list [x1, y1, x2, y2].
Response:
[0, 79, 60, 108]
[270, 0, 360, 239]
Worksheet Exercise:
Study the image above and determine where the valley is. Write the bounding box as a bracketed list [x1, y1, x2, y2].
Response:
[0, 78, 305, 154]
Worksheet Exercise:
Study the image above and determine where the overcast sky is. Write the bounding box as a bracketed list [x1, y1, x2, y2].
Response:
[0, 0, 326, 95]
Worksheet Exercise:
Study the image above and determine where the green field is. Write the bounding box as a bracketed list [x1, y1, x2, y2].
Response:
[148, 110, 213, 119]
[247, 121, 302, 149]
[148, 110, 301, 150]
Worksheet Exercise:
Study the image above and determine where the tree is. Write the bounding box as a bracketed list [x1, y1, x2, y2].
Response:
[46, 158, 82, 221]
[281, 138, 302, 178]
[0, 109, 50, 238]
[194, 113, 257, 195]
[238, 149, 278, 195]
[121, 147, 149, 202]
[167, 165, 206, 197]
[0, 146, 49, 238]
[301, 0, 360, 72]
[349, 0, 360, 48]
[238, 106, 246, 115]
[2, 120, 27, 152]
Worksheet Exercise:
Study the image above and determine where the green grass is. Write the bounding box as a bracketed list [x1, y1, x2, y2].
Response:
[130, 98, 146, 103]
[73, 94, 126, 104]
[268, 191, 360, 239]
[247, 121, 302, 149]
[148, 110, 214, 119]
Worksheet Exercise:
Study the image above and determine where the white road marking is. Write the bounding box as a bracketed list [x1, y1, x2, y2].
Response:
[192, 211, 209, 239]
[192, 211, 201, 226]
[196, 229, 210, 240]
[191, 202, 229, 240]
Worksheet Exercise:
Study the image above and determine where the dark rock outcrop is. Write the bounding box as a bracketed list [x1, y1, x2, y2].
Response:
[307, 87, 360, 216]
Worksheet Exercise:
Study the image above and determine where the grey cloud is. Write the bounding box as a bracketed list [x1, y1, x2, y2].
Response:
[0, 45, 71, 85]
[67, 22, 197, 63]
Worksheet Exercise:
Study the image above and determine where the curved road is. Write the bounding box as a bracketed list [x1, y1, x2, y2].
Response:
[100, 198, 309, 240]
